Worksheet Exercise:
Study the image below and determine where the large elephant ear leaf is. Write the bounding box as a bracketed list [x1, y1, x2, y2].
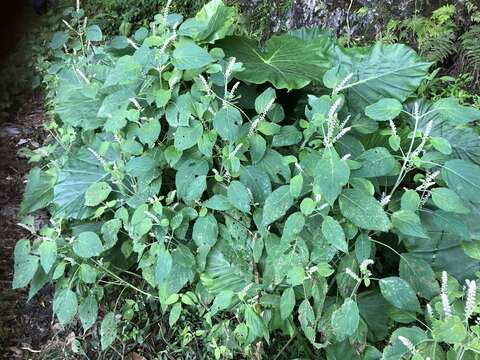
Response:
[178, 0, 236, 43]
[219, 33, 332, 90]
[442, 159, 480, 204]
[329, 43, 431, 113]
[405, 99, 480, 165]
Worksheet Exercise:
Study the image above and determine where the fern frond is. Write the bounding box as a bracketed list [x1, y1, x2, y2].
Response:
[460, 26, 480, 70]
[421, 34, 456, 63]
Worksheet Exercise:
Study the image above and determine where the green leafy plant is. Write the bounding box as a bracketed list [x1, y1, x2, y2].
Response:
[382, 1, 480, 95]
[14, 1, 480, 358]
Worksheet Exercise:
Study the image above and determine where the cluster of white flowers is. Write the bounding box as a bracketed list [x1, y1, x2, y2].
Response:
[333, 72, 354, 95]
[227, 81, 240, 101]
[144, 210, 160, 224]
[198, 74, 212, 96]
[441, 271, 453, 317]
[230, 144, 243, 158]
[158, 24, 178, 57]
[162, 0, 172, 26]
[410, 120, 433, 159]
[360, 259, 374, 272]
[87, 147, 107, 168]
[249, 98, 275, 136]
[345, 267, 360, 282]
[465, 279, 477, 321]
[323, 98, 351, 148]
[398, 336, 418, 356]
[379, 192, 391, 207]
[389, 119, 397, 136]
[416, 170, 440, 206]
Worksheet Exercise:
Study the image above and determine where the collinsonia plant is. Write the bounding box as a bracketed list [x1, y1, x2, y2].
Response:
[14, 0, 480, 358]
[381, 272, 480, 360]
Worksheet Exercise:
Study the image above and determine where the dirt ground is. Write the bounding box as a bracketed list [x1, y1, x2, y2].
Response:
[0, 92, 54, 358]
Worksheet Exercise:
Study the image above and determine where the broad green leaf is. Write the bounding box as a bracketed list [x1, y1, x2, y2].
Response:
[280, 287, 295, 320]
[125, 154, 156, 178]
[172, 41, 213, 70]
[28, 269, 49, 301]
[178, 0, 235, 43]
[54, 84, 103, 129]
[339, 189, 391, 232]
[431, 187, 470, 214]
[73, 232, 103, 258]
[314, 148, 350, 205]
[101, 219, 122, 250]
[20, 168, 55, 215]
[174, 120, 203, 150]
[331, 298, 360, 341]
[100, 312, 117, 350]
[49, 31, 69, 49]
[38, 241, 57, 273]
[192, 214, 218, 248]
[104, 55, 141, 87]
[86, 25, 102, 41]
[164, 145, 183, 166]
[79, 263, 97, 284]
[211, 290, 234, 315]
[255, 88, 276, 114]
[432, 97, 480, 125]
[355, 234, 372, 264]
[432, 316, 467, 344]
[137, 118, 161, 147]
[155, 248, 173, 284]
[272, 126, 302, 147]
[12, 240, 39, 289]
[379, 277, 420, 312]
[53, 288, 77, 324]
[84, 182, 111, 207]
[399, 254, 439, 300]
[300, 198, 315, 215]
[262, 185, 294, 227]
[203, 195, 231, 210]
[391, 210, 428, 238]
[289, 174, 303, 198]
[365, 98, 402, 121]
[213, 106, 242, 143]
[53, 148, 108, 219]
[245, 306, 269, 343]
[227, 181, 251, 213]
[463, 241, 480, 260]
[322, 216, 348, 253]
[403, 210, 479, 282]
[430, 136, 452, 155]
[79, 295, 98, 332]
[401, 190, 420, 211]
[382, 327, 427, 360]
[281, 212, 305, 242]
[334, 43, 431, 112]
[286, 266, 305, 286]
[442, 159, 480, 203]
[258, 149, 291, 184]
[175, 159, 209, 202]
[130, 204, 153, 238]
[410, 99, 480, 165]
[219, 33, 332, 90]
[249, 134, 267, 163]
[239, 166, 272, 205]
[353, 147, 395, 178]
[169, 302, 182, 326]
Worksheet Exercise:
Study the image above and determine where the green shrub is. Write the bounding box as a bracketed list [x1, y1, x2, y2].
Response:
[14, 1, 480, 358]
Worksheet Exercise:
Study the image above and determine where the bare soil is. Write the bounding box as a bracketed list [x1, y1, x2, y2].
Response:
[0, 92, 53, 359]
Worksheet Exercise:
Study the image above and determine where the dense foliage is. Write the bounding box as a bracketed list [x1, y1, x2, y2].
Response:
[14, 1, 480, 358]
